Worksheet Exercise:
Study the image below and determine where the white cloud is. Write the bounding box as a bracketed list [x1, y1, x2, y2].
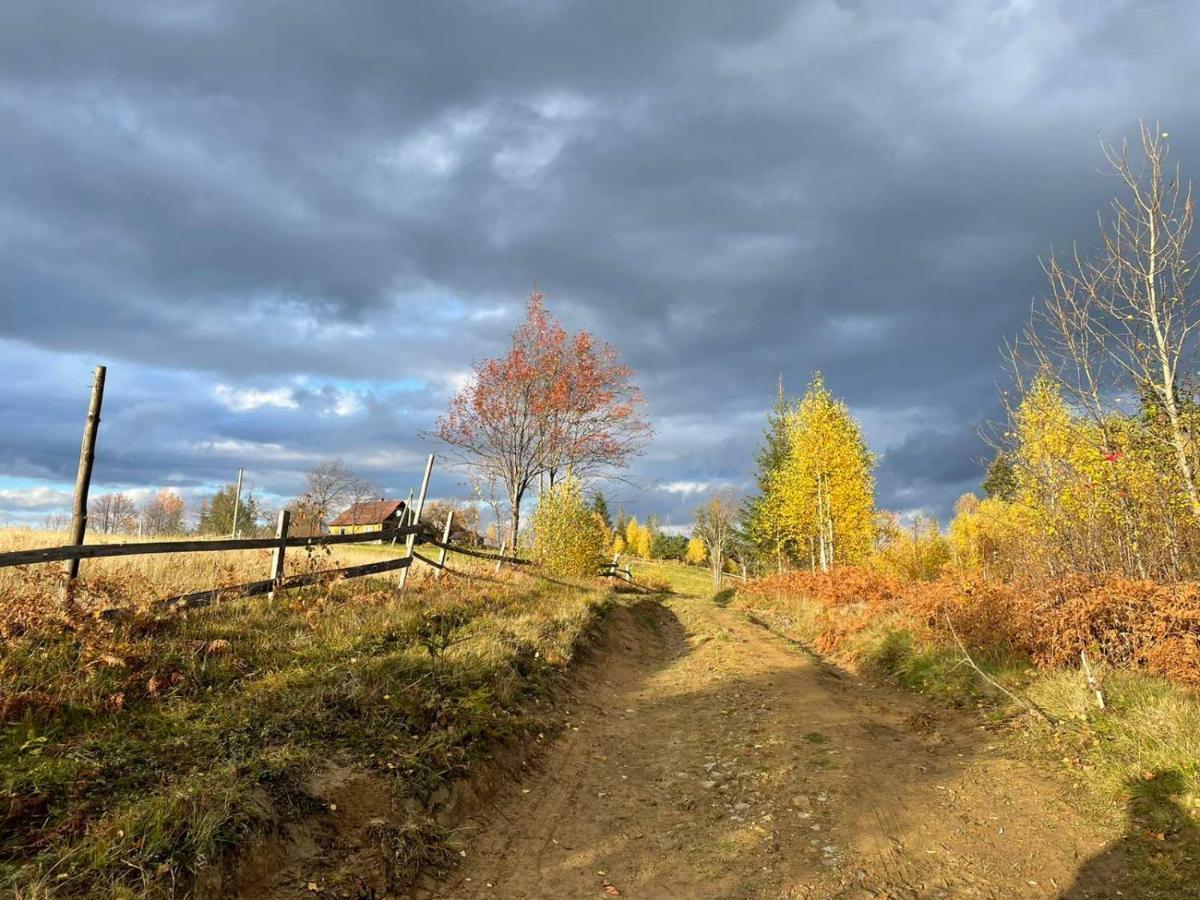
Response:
[0, 486, 73, 510]
[214, 384, 298, 412]
[327, 392, 363, 417]
[660, 480, 712, 496]
[192, 438, 310, 462]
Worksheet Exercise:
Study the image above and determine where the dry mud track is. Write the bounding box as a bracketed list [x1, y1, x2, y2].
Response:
[428, 597, 1134, 900]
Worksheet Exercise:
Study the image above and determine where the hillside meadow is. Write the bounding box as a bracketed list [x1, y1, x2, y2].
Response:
[0, 534, 618, 897]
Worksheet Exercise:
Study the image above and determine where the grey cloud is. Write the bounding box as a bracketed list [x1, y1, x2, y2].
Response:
[3, 0, 1200, 526]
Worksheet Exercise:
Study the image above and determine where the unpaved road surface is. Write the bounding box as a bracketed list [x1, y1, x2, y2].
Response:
[430, 597, 1135, 899]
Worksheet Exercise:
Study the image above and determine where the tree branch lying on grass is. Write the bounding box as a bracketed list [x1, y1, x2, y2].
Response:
[943, 614, 1058, 727]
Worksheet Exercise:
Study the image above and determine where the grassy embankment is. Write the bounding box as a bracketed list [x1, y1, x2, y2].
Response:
[1, 531, 616, 897]
[734, 567, 1200, 893]
[627, 557, 718, 597]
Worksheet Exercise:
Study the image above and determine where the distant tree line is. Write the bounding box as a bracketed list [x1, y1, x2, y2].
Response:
[69, 458, 488, 543]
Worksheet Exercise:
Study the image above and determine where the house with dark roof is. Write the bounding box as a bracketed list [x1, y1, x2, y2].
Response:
[328, 499, 407, 537]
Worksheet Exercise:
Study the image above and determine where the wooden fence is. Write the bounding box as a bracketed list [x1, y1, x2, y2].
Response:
[0, 451, 635, 610]
[7, 363, 650, 611]
[2, 454, 450, 610]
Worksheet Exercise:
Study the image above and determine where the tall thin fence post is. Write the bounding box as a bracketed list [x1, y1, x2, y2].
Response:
[268, 509, 290, 600]
[495, 539, 507, 574]
[436, 509, 453, 580]
[230, 467, 244, 538]
[61, 365, 106, 604]
[389, 488, 415, 548]
[398, 454, 434, 590]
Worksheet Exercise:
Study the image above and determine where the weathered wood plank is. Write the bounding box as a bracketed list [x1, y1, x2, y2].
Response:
[160, 554, 414, 610]
[0, 524, 427, 569]
[424, 538, 529, 566]
[411, 551, 442, 569]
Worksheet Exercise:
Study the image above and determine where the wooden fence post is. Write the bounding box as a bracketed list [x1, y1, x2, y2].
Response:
[268, 509, 290, 599]
[435, 509, 453, 580]
[61, 364, 106, 604]
[495, 539, 506, 574]
[230, 467, 244, 538]
[398, 454, 434, 590]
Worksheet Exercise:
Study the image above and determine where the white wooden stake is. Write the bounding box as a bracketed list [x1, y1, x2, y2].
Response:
[230, 467, 244, 538]
[1081, 650, 1106, 710]
[436, 509, 453, 580]
[398, 454, 434, 590]
[268, 509, 289, 600]
[495, 539, 506, 574]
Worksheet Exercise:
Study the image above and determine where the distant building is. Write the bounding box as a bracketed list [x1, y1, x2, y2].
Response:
[328, 499, 407, 537]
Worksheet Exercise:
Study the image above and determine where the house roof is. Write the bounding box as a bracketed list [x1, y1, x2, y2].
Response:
[328, 499, 406, 527]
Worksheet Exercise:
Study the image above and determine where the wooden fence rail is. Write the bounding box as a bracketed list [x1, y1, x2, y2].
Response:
[423, 538, 528, 567]
[161, 555, 414, 610]
[0, 524, 426, 569]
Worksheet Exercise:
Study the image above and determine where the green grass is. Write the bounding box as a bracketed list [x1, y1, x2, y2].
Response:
[737, 589, 1200, 896]
[2, 571, 612, 897]
[627, 558, 717, 597]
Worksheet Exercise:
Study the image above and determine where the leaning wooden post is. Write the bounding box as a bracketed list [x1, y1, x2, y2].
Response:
[391, 488, 415, 546]
[611, 552, 620, 578]
[61, 365, 106, 604]
[495, 540, 507, 574]
[230, 467, 244, 538]
[398, 454, 434, 590]
[268, 509, 290, 600]
[435, 509, 453, 580]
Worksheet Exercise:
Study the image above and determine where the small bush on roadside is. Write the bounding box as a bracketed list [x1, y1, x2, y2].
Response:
[531, 477, 607, 578]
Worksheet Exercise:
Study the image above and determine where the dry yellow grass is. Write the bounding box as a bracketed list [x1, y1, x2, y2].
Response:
[0, 527, 487, 634]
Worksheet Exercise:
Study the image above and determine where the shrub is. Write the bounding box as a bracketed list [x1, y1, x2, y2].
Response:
[741, 567, 1200, 683]
[871, 512, 950, 581]
[531, 477, 608, 577]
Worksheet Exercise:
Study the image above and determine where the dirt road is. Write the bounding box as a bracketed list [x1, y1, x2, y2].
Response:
[429, 596, 1137, 899]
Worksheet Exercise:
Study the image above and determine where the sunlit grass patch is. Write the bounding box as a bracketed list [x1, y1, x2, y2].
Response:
[1, 569, 613, 896]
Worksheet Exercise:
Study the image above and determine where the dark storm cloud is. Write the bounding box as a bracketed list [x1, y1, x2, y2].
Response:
[4, 0, 1200, 526]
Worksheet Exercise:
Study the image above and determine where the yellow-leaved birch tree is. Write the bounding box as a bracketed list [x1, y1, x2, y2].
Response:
[777, 373, 876, 570]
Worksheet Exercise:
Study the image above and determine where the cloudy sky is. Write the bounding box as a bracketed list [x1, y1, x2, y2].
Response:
[2, 0, 1199, 531]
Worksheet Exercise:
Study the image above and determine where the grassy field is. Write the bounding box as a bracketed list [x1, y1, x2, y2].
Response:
[1, 539, 616, 897]
[0, 527, 488, 636]
[736, 576, 1200, 894]
[627, 557, 717, 597]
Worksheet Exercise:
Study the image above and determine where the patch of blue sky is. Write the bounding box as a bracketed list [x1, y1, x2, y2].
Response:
[0, 474, 72, 493]
[299, 375, 426, 393]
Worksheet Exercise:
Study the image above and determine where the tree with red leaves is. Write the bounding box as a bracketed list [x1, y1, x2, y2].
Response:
[433, 290, 651, 545]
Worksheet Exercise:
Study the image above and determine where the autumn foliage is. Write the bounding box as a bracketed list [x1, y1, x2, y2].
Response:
[742, 567, 1200, 683]
[434, 291, 651, 543]
[531, 476, 608, 577]
[743, 374, 875, 572]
